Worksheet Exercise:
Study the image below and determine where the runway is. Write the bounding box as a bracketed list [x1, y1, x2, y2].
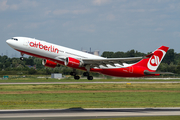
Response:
[1, 81, 180, 85]
[0, 108, 180, 120]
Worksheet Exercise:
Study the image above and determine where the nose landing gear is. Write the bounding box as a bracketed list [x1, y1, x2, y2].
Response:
[20, 57, 24, 61]
[20, 52, 24, 61]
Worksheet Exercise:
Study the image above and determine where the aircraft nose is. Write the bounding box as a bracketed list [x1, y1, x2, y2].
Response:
[6, 39, 11, 45]
[6, 39, 14, 46]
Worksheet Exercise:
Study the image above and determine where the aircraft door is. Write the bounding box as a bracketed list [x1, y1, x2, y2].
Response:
[129, 66, 133, 73]
[23, 39, 28, 47]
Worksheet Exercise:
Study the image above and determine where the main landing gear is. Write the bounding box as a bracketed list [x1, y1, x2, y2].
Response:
[83, 72, 93, 80]
[84, 65, 93, 80]
[70, 69, 80, 80]
[70, 69, 93, 80]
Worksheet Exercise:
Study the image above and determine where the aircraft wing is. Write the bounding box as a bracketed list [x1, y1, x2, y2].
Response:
[82, 57, 145, 67]
[55, 56, 66, 61]
[54, 56, 146, 68]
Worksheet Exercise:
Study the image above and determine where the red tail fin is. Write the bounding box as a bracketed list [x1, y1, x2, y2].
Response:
[133, 46, 169, 72]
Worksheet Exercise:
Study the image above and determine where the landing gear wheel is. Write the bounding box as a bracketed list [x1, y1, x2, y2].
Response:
[87, 76, 93, 80]
[20, 57, 24, 61]
[83, 72, 89, 76]
[70, 72, 76, 76]
[74, 76, 80, 80]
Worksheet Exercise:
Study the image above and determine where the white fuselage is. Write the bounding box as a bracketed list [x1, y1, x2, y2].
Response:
[6, 37, 104, 62]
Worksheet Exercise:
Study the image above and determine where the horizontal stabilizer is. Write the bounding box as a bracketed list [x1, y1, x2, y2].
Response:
[145, 53, 154, 58]
[144, 70, 174, 75]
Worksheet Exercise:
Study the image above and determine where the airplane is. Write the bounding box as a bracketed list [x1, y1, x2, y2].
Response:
[6, 37, 172, 80]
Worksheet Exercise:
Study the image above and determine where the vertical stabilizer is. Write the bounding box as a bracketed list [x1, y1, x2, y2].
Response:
[133, 46, 169, 72]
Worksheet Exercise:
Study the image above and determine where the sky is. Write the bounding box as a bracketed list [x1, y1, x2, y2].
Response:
[0, 0, 180, 57]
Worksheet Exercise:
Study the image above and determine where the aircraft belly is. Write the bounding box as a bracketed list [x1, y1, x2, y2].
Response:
[93, 68, 144, 77]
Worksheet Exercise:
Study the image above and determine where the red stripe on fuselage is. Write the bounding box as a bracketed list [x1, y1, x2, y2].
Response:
[16, 49, 87, 71]
[16, 49, 154, 77]
[16, 49, 64, 65]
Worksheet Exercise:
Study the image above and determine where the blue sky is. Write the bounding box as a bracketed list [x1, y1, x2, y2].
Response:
[1, 0, 180, 57]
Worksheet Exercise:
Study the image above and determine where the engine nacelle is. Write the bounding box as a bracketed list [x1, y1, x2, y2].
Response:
[42, 59, 57, 68]
[64, 57, 83, 68]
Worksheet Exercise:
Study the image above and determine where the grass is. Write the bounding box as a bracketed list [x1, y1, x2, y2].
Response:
[0, 83, 180, 109]
[0, 83, 180, 91]
[1, 77, 180, 83]
[1, 92, 180, 109]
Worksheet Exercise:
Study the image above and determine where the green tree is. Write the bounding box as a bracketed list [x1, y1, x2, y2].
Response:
[157, 63, 169, 72]
[5, 61, 11, 68]
[101, 51, 114, 58]
[34, 58, 44, 69]
[175, 65, 180, 74]
[167, 62, 176, 73]
[45, 68, 51, 75]
[28, 68, 37, 74]
[112, 51, 125, 58]
[25, 57, 34, 66]
[162, 49, 175, 64]
[1, 55, 8, 63]
[126, 49, 135, 57]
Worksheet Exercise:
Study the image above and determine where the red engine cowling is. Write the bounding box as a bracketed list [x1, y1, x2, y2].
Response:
[64, 57, 83, 68]
[42, 59, 57, 68]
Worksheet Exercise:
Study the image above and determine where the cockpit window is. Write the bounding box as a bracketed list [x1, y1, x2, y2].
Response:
[11, 38, 18, 41]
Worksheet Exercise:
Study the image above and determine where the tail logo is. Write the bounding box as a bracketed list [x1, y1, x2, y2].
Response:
[150, 55, 160, 66]
[147, 49, 165, 70]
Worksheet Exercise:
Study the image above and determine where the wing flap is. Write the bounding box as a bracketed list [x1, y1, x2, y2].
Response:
[82, 57, 145, 67]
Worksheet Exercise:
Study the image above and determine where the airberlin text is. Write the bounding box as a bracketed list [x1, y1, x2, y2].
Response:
[29, 41, 59, 53]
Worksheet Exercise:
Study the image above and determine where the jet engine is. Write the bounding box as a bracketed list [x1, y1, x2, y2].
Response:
[64, 57, 83, 68]
[42, 59, 58, 68]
